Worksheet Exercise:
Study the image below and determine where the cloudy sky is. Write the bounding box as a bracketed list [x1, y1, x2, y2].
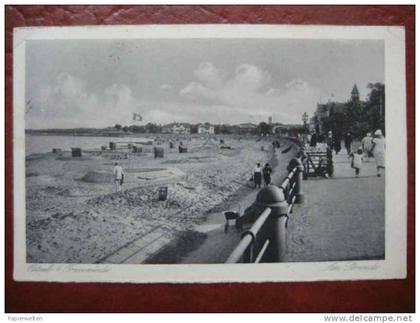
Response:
[25, 38, 384, 129]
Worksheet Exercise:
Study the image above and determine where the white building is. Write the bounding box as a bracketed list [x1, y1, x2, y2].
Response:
[198, 124, 215, 135]
[163, 123, 190, 134]
[172, 124, 190, 134]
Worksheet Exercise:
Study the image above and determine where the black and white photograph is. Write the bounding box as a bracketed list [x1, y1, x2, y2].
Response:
[13, 25, 407, 283]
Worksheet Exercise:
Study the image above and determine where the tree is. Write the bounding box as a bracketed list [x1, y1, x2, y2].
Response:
[114, 124, 122, 130]
[365, 82, 385, 133]
[122, 126, 129, 132]
[220, 124, 233, 134]
[128, 125, 146, 133]
[257, 122, 271, 136]
[145, 122, 161, 133]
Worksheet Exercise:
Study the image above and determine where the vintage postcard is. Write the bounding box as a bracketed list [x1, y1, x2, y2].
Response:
[13, 24, 407, 283]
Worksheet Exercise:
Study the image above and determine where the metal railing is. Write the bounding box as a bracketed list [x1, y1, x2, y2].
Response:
[225, 158, 304, 264]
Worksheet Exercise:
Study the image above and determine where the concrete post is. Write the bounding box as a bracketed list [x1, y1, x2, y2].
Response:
[269, 202, 289, 262]
[256, 186, 289, 262]
[287, 157, 305, 204]
[295, 162, 305, 204]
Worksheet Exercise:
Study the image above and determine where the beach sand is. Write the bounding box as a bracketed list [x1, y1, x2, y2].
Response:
[25, 135, 294, 264]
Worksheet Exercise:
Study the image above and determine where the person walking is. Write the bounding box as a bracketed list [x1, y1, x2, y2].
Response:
[326, 131, 334, 150]
[253, 163, 262, 188]
[310, 130, 317, 147]
[113, 161, 124, 192]
[263, 163, 273, 186]
[306, 133, 311, 146]
[344, 131, 353, 156]
[361, 132, 373, 160]
[350, 147, 364, 177]
[333, 131, 342, 154]
[370, 129, 386, 177]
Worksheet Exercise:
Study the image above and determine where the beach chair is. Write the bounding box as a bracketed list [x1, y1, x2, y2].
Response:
[224, 205, 243, 233]
[305, 149, 333, 177]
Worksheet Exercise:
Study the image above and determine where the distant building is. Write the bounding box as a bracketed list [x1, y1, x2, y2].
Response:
[172, 124, 190, 134]
[312, 102, 346, 134]
[162, 123, 190, 134]
[198, 124, 215, 135]
[268, 116, 273, 125]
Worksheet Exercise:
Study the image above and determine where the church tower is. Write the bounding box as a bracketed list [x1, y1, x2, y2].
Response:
[351, 84, 360, 102]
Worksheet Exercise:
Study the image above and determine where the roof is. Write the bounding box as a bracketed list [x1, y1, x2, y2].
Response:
[351, 84, 359, 95]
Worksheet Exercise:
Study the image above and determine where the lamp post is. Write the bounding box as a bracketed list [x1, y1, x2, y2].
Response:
[302, 112, 308, 130]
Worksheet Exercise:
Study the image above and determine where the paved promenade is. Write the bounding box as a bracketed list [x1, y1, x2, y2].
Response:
[286, 149, 385, 262]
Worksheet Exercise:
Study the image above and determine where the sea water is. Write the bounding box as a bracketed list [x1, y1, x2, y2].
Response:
[25, 135, 150, 156]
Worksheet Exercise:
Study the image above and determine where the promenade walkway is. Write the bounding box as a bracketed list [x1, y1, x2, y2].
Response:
[180, 144, 294, 264]
[285, 148, 385, 262]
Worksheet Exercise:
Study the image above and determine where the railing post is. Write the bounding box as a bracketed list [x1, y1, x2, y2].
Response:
[295, 161, 305, 204]
[256, 186, 289, 262]
[287, 157, 305, 204]
[270, 202, 288, 262]
[243, 244, 253, 263]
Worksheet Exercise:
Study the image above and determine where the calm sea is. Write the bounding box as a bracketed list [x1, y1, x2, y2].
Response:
[25, 135, 149, 156]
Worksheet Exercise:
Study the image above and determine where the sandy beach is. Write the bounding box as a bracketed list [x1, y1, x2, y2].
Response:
[25, 134, 293, 263]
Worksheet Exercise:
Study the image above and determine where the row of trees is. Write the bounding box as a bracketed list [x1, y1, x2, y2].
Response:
[113, 122, 279, 135]
[28, 122, 289, 136]
[347, 83, 385, 137]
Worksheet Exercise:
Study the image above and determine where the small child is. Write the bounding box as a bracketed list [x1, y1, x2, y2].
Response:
[350, 147, 364, 177]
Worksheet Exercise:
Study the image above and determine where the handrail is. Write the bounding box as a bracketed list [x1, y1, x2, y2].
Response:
[280, 168, 297, 188]
[225, 154, 305, 264]
[225, 208, 271, 263]
[225, 234, 253, 264]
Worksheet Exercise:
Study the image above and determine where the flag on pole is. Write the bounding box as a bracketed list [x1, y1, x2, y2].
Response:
[133, 113, 142, 121]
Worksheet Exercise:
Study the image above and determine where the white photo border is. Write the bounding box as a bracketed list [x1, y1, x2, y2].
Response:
[13, 24, 407, 283]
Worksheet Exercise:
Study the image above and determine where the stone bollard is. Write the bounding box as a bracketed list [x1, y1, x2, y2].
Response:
[256, 186, 289, 262]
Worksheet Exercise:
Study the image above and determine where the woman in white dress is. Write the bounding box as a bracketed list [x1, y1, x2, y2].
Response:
[371, 129, 386, 177]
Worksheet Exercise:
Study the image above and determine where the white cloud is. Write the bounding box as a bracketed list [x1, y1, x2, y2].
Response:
[265, 87, 282, 96]
[104, 83, 134, 111]
[193, 62, 225, 89]
[179, 81, 219, 102]
[160, 83, 173, 91]
[35, 73, 99, 118]
[285, 79, 310, 91]
[179, 62, 320, 123]
[227, 64, 271, 92]
[27, 68, 320, 128]
[27, 73, 140, 128]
